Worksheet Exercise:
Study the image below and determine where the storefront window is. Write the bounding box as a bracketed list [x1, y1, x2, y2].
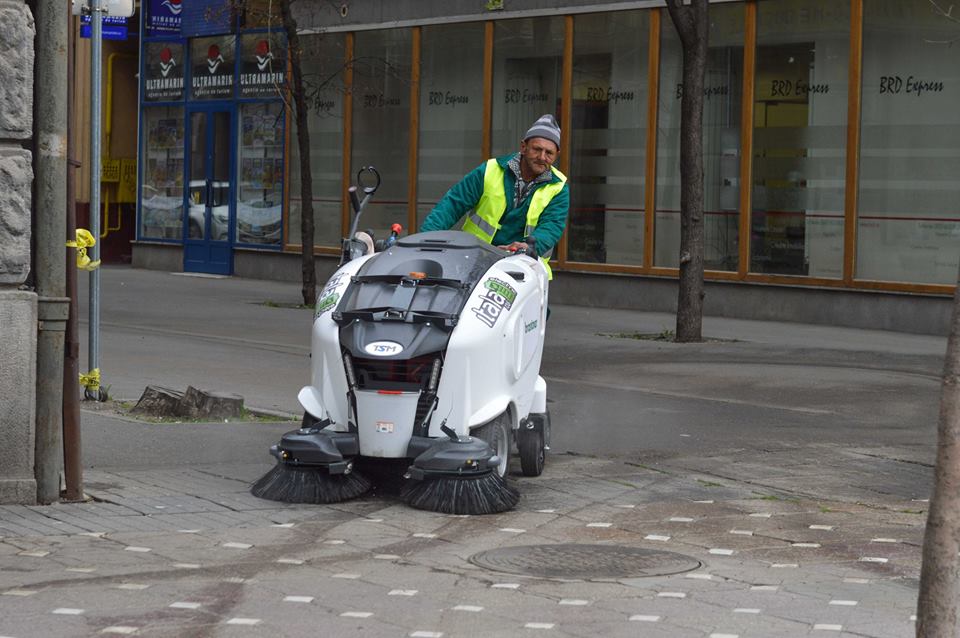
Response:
[236, 102, 284, 246]
[491, 18, 564, 155]
[351, 29, 411, 237]
[858, 0, 960, 284]
[750, 0, 848, 277]
[238, 32, 286, 99]
[417, 23, 484, 229]
[143, 42, 185, 103]
[141, 106, 185, 239]
[569, 11, 648, 265]
[655, 4, 743, 271]
[190, 35, 236, 101]
[289, 34, 346, 248]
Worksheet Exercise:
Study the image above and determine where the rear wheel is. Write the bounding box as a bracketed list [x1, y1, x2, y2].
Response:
[518, 428, 545, 477]
[474, 412, 512, 478]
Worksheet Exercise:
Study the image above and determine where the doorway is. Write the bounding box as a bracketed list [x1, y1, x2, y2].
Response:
[184, 106, 234, 274]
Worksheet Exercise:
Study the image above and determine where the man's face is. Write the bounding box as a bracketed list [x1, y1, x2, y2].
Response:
[520, 137, 558, 176]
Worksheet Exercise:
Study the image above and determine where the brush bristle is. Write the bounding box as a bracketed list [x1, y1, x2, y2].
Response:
[401, 473, 520, 515]
[251, 463, 371, 504]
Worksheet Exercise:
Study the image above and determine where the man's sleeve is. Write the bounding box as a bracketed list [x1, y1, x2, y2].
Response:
[419, 163, 487, 232]
[529, 183, 569, 256]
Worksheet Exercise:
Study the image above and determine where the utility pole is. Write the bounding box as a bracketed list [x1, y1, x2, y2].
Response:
[33, 0, 70, 503]
[86, 0, 105, 402]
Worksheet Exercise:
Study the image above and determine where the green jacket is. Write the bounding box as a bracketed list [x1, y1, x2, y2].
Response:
[419, 154, 570, 255]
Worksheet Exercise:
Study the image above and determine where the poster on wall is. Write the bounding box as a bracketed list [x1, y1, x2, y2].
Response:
[143, 42, 185, 102]
[239, 33, 287, 98]
[191, 36, 235, 100]
[146, 0, 181, 36]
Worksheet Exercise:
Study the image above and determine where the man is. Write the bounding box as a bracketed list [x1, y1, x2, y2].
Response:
[419, 114, 569, 277]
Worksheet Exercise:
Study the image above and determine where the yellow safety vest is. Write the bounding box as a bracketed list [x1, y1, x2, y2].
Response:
[462, 158, 567, 278]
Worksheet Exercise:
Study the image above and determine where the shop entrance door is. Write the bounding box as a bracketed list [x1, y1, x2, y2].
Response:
[184, 106, 234, 275]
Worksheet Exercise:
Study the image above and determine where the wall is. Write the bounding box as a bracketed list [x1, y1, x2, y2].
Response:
[0, 0, 38, 504]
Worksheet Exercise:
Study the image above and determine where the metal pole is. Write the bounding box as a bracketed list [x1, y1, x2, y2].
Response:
[64, 10, 84, 502]
[34, 0, 70, 503]
[87, 0, 103, 401]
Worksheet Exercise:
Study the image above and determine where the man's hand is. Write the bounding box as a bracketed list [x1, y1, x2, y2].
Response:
[499, 241, 528, 253]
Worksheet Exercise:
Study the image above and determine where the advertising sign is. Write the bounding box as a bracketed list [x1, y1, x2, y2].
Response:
[146, 0, 181, 36]
[191, 36, 235, 100]
[239, 33, 286, 98]
[143, 42, 185, 102]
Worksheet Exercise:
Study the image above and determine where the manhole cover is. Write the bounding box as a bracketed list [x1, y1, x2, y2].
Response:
[469, 544, 701, 579]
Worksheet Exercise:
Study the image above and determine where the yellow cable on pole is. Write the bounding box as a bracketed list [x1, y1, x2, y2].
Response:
[79, 368, 101, 392]
[66, 228, 101, 271]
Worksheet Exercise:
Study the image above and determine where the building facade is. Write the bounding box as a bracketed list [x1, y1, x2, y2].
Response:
[133, 0, 960, 333]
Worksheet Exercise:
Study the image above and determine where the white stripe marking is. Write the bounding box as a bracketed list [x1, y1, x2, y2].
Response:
[177, 529, 201, 534]
[101, 627, 139, 635]
[222, 542, 252, 549]
[332, 573, 360, 579]
[809, 525, 834, 530]
[324, 539, 346, 545]
[226, 618, 261, 625]
[18, 550, 49, 557]
[413, 533, 437, 539]
[341, 611, 373, 618]
[710, 634, 739, 638]
[66, 567, 96, 573]
[844, 578, 870, 584]
[170, 602, 201, 609]
[492, 583, 520, 589]
[829, 600, 858, 606]
[537, 509, 559, 513]
[860, 556, 889, 563]
[792, 543, 821, 548]
[52, 608, 84, 615]
[499, 528, 526, 533]
[629, 615, 660, 622]
[276, 558, 304, 565]
[587, 523, 612, 528]
[670, 517, 694, 522]
[124, 547, 151, 553]
[686, 573, 713, 580]
[693, 500, 714, 504]
[730, 530, 753, 536]
[524, 623, 554, 629]
[453, 605, 484, 612]
[115, 584, 150, 590]
[410, 632, 443, 638]
[390, 590, 419, 596]
[173, 563, 200, 569]
[751, 585, 778, 591]
[3, 590, 37, 596]
[272, 523, 295, 528]
[749, 513, 772, 518]
[771, 563, 798, 568]
[658, 592, 686, 598]
[559, 599, 589, 606]
[645, 535, 670, 541]
[284, 596, 314, 603]
[813, 624, 842, 631]
[734, 608, 761, 614]
[872, 538, 898, 543]
[374, 554, 400, 560]
[710, 548, 735, 555]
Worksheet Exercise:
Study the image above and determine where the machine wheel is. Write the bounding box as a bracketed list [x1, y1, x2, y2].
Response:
[518, 428, 545, 477]
[474, 412, 512, 478]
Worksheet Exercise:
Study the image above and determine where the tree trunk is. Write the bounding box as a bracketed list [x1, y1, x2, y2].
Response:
[666, 0, 708, 343]
[917, 265, 960, 636]
[280, 0, 317, 306]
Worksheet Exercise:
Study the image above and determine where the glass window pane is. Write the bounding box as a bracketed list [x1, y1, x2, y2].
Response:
[417, 23, 484, 229]
[750, 0, 848, 277]
[351, 29, 411, 238]
[190, 35, 236, 100]
[237, 102, 284, 246]
[238, 32, 287, 99]
[289, 33, 346, 248]
[143, 42, 185, 102]
[491, 18, 564, 155]
[858, 0, 960, 284]
[655, 4, 743, 271]
[569, 10, 648, 265]
[140, 106, 185, 240]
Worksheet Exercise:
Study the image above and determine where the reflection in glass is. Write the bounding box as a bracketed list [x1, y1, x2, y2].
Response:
[417, 23, 484, 229]
[237, 103, 284, 245]
[569, 11, 648, 265]
[289, 33, 346, 248]
[351, 29, 411, 239]
[750, 0, 848, 277]
[491, 18, 564, 155]
[188, 112, 207, 239]
[141, 106, 185, 240]
[858, 0, 960, 284]
[655, 4, 743, 271]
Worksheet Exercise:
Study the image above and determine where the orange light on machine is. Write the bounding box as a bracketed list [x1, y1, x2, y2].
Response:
[378, 390, 404, 395]
[409, 272, 427, 279]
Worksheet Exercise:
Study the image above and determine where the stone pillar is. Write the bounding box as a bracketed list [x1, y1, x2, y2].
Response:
[0, 0, 38, 504]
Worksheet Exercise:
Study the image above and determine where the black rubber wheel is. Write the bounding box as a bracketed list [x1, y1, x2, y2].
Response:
[473, 412, 512, 478]
[518, 428, 545, 477]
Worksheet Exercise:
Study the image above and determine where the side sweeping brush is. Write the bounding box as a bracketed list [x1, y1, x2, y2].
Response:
[401, 424, 520, 515]
[251, 463, 371, 504]
[250, 424, 370, 504]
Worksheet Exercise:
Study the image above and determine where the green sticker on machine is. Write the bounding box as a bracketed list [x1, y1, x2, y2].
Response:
[484, 278, 517, 306]
[315, 292, 340, 317]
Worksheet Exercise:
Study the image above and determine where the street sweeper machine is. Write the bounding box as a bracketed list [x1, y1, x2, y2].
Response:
[252, 166, 552, 515]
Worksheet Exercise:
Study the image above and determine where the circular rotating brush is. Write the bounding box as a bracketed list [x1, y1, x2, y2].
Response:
[401, 425, 519, 515]
[251, 462, 371, 504]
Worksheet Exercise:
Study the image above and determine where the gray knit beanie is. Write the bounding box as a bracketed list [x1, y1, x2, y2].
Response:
[523, 114, 561, 150]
